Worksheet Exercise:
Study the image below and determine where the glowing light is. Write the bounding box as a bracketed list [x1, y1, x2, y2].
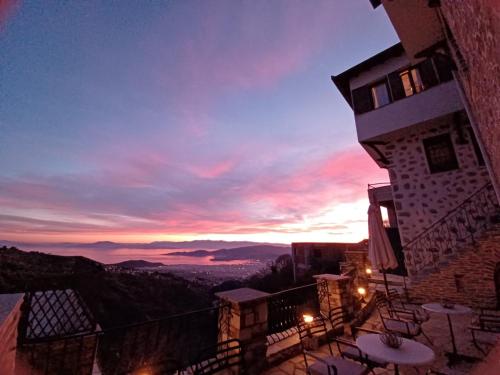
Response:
[357, 287, 366, 296]
[303, 314, 314, 323]
[365, 268, 372, 275]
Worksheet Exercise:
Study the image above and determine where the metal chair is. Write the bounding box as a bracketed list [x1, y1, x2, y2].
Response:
[386, 289, 430, 323]
[321, 306, 345, 332]
[375, 294, 432, 345]
[469, 307, 500, 354]
[192, 339, 244, 375]
[297, 315, 370, 375]
[334, 326, 388, 374]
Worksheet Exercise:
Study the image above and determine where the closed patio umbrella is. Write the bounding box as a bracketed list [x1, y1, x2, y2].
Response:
[367, 194, 398, 295]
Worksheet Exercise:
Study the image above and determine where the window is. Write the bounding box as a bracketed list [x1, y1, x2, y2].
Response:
[423, 133, 459, 173]
[399, 67, 425, 97]
[370, 81, 390, 108]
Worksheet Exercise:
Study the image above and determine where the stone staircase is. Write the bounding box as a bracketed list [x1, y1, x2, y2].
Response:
[404, 183, 499, 278]
[407, 219, 500, 307]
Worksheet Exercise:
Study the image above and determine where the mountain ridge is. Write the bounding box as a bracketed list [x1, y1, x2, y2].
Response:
[0, 239, 289, 250]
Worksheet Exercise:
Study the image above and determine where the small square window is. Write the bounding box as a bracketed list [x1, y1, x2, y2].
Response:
[423, 133, 459, 173]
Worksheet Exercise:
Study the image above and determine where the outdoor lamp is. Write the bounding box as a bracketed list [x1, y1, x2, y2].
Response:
[357, 287, 367, 304]
[365, 267, 372, 275]
[303, 314, 314, 324]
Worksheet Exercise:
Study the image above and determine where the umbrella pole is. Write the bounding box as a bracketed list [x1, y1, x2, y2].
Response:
[382, 269, 390, 296]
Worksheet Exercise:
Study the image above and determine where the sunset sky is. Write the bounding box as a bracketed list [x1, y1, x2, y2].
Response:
[0, 1, 395, 244]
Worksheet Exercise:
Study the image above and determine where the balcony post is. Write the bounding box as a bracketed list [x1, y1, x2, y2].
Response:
[215, 288, 270, 375]
[314, 274, 357, 321]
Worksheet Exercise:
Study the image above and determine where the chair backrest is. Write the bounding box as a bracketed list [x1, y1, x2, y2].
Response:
[297, 315, 334, 370]
[193, 339, 244, 375]
[297, 315, 328, 341]
[375, 293, 390, 312]
[326, 306, 345, 331]
[387, 288, 401, 301]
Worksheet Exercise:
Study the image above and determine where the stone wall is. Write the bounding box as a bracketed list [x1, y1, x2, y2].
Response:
[0, 295, 23, 375]
[382, 113, 490, 244]
[441, 0, 500, 201]
[408, 222, 500, 308]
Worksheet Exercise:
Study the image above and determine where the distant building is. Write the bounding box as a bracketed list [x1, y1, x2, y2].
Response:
[292, 241, 368, 280]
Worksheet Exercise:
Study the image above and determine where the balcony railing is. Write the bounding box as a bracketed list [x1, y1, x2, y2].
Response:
[266, 281, 329, 345]
[17, 302, 231, 375]
[403, 182, 499, 276]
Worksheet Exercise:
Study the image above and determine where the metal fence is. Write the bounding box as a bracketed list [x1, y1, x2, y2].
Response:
[266, 281, 329, 345]
[17, 302, 232, 375]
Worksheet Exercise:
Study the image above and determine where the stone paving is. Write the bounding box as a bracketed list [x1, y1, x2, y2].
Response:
[264, 310, 500, 375]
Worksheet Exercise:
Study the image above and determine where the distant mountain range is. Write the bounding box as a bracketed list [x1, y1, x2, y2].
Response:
[165, 245, 291, 262]
[0, 239, 289, 251]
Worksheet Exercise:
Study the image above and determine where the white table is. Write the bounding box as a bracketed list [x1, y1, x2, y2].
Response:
[422, 303, 474, 366]
[356, 334, 435, 375]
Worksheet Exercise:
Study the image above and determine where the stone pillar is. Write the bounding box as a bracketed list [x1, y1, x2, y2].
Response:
[215, 288, 270, 375]
[314, 274, 357, 321]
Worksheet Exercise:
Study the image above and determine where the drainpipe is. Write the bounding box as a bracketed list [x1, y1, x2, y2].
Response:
[452, 72, 500, 203]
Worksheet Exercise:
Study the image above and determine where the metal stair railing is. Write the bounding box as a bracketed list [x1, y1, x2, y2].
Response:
[403, 182, 498, 276]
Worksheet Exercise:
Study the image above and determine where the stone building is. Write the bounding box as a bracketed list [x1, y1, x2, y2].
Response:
[331, 1, 500, 306]
[369, 0, 500, 203]
[291, 240, 368, 280]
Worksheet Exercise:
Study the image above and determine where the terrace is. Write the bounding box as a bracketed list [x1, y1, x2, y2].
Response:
[1, 259, 499, 374]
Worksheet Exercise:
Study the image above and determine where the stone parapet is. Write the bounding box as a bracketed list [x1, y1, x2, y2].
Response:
[215, 288, 270, 374]
[313, 274, 359, 321]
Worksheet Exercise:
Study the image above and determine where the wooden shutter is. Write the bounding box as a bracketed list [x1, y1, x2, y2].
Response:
[388, 71, 405, 101]
[352, 85, 373, 114]
[418, 59, 438, 89]
[433, 54, 454, 83]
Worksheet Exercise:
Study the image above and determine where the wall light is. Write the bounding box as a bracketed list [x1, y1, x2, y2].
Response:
[357, 287, 367, 304]
[365, 268, 372, 275]
[303, 314, 314, 324]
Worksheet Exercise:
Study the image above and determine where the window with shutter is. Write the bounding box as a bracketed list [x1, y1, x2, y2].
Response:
[351, 85, 373, 114]
[388, 71, 405, 101]
[433, 54, 454, 83]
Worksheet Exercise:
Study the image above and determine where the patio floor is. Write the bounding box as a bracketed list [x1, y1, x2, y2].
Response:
[264, 309, 500, 375]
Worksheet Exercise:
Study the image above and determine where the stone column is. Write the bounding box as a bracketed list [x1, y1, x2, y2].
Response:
[215, 288, 270, 375]
[314, 274, 357, 321]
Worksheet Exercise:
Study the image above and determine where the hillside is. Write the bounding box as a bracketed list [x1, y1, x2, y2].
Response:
[0, 246, 212, 327]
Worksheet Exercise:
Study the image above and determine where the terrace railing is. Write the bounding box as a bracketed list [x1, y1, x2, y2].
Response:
[17, 302, 232, 375]
[266, 281, 329, 345]
[403, 182, 499, 277]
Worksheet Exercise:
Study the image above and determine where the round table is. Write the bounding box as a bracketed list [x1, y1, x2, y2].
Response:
[422, 303, 474, 366]
[356, 334, 435, 375]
